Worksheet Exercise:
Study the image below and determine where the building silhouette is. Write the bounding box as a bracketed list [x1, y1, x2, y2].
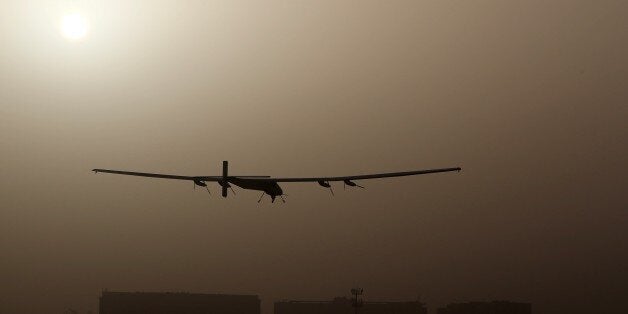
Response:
[274, 297, 427, 314]
[436, 301, 531, 314]
[99, 291, 260, 314]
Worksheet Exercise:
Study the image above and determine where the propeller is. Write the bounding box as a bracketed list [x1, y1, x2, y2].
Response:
[219, 180, 232, 197]
[258, 192, 265, 203]
[343, 180, 364, 189]
[218, 181, 237, 197]
[193, 180, 211, 197]
[318, 180, 334, 196]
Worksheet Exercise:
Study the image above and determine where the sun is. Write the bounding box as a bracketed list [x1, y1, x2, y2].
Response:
[60, 12, 90, 41]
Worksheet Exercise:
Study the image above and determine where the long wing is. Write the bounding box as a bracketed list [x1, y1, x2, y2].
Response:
[257, 167, 462, 183]
[92, 169, 270, 182]
[92, 167, 461, 183]
[92, 169, 221, 181]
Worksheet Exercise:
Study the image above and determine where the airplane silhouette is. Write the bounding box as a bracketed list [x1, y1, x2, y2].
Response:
[93, 161, 461, 203]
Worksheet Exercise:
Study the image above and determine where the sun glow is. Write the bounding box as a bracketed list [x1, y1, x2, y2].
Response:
[60, 12, 90, 41]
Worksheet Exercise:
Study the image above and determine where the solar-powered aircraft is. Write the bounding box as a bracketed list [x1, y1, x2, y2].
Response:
[93, 161, 461, 203]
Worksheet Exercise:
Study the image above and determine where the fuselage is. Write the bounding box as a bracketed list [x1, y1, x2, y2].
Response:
[229, 177, 283, 196]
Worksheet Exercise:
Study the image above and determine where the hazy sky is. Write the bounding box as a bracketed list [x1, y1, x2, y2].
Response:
[1, 1, 626, 314]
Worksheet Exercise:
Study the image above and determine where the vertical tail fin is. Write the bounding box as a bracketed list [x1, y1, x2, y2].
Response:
[222, 160, 228, 197]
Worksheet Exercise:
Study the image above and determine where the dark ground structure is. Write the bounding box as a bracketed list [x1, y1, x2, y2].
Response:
[436, 301, 531, 314]
[99, 291, 260, 314]
[274, 297, 427, 314]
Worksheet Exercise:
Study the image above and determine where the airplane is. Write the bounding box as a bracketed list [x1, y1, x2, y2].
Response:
[92, 161, 461, 203]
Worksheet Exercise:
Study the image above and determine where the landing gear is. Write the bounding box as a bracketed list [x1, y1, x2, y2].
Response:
[258, 192, 285, 203]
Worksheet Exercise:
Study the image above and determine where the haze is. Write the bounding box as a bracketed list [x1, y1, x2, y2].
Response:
[1, 1, 626, 314]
